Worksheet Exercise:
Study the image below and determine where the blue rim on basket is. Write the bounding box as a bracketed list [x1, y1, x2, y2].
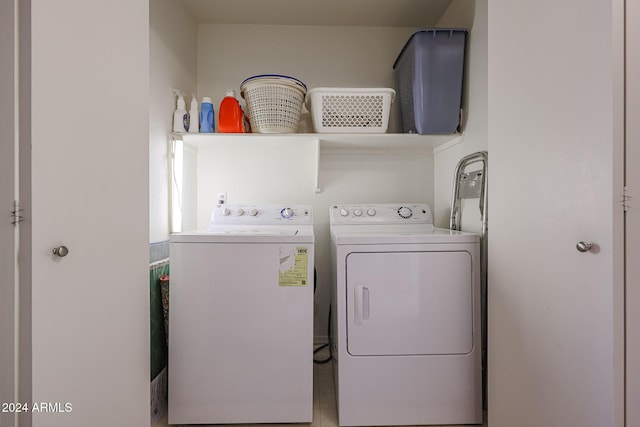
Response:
[240, 74, 307, 91]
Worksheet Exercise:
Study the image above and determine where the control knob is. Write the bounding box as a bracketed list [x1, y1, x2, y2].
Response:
[398, 206, 413, 219]
[353, 209, 363, 217]
[249, 208, 259, 216]
[281, 207, 295, 219]
[339, 208, 349, 217]
[236, 208, 245, 216]
[367, 209, 376, 217]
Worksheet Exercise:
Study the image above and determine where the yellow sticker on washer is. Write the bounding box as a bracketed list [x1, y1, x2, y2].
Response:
[278, 247, 308, 287]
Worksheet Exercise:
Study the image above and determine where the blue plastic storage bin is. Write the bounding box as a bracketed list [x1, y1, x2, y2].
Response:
[393, 28, 468, 134]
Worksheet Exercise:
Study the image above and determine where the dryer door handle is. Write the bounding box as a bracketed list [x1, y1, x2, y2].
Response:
[354, 285, 370, 325]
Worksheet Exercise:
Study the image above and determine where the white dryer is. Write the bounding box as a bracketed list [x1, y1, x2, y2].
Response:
[330, 203, 482, 426]
[169, 204, 314, 425]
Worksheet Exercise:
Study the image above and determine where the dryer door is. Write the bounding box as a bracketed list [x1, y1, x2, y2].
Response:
[346, 251, 474, 356]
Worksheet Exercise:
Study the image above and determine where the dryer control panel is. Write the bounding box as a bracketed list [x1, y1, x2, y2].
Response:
[330, 203, 433, 224]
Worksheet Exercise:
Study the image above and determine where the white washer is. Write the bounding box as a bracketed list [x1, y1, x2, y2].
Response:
[168, 204, 314, 425]
[330, 203, 482, 426]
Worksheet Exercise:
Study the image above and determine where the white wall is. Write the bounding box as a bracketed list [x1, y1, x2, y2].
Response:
[149, 0, 197, 244]
[433, 0, 488, 230]
[149, 7, 485, 245]
[196, 23, 416, 134]
[155, 1, 477, 342]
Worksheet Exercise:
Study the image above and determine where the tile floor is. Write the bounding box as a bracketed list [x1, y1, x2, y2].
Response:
[312, 352, 338, 427]
[170, 346, 486, 427]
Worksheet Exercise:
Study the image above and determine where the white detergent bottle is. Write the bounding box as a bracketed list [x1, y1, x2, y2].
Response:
[188, 94, 199, 133]
[172, 89, 188, 133]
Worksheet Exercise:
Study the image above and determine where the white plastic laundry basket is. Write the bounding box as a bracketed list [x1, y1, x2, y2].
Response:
[240, 74, 307, 133]
[306, 87, 395, 133]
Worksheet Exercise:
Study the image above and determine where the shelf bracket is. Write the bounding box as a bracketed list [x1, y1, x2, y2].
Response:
[314, 138, 321, 193]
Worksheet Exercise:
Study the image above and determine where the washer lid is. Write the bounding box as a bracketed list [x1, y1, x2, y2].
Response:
[171, 225, 314, 243]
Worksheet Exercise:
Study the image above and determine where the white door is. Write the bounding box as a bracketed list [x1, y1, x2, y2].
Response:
[488, 0, 624, 426]
[626, 0, 640, 424]
[28, 1, 150, 425]
[346, 250, 474, 356]
[1, 1, 17, 425]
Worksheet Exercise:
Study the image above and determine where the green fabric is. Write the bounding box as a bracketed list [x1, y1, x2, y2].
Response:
[150, 263, 169, 380]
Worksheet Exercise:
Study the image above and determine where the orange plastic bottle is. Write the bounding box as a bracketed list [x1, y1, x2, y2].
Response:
[218, 90, 249, 133]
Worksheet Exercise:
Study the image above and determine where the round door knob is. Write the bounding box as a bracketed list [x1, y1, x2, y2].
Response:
[576, 242, 593, 253]
[52, 246, 69, 257]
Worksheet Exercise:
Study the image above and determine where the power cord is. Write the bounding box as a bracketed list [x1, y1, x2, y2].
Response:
[313, 267, 332, 364]
[313, 304, 332, 364]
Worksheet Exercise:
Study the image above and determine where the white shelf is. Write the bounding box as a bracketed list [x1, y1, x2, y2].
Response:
[174, 132, 458, 150]
[172, 132, 460, 193]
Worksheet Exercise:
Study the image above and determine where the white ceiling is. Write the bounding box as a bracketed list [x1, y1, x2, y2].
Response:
[181, 0, 455, 27]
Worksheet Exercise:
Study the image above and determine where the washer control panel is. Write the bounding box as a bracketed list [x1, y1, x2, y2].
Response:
[331, 203, 433, 224]
[211, 204, 312, 225]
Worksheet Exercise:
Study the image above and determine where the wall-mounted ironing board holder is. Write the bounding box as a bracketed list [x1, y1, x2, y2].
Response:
[449, 150, 488, 410]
